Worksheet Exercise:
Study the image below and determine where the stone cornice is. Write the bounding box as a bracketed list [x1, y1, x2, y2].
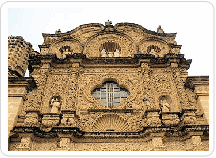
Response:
[185, 76, 209, 89]
[12, 125, 209, 139]
[8, 77, 37, 93]
[29, 53, 192, 69]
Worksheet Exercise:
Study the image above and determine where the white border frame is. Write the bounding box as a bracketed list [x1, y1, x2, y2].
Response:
[1, 1, 215, 157]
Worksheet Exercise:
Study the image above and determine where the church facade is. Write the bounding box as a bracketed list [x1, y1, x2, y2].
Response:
[8, 21, 209, 151]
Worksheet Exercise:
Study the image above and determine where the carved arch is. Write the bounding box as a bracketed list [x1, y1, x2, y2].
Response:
[83, 32, 138, 57]
[139, 38, 170, 57]
[48, 37, 83, 58]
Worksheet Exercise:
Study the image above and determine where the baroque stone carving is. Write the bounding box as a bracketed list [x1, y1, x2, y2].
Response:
[92, 114, 130, 132]
[61, 113, 76, 127]
[8, 22, 209, 151]
[42, 114, 60, 128]
[139, 39, 170, 57]
[161, 113, 180, 126]
[24, 112, 39, 126]
[8, 36, 34, 77]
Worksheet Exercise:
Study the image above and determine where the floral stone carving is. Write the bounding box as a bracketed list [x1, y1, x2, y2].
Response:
[42, 114, 60, 128]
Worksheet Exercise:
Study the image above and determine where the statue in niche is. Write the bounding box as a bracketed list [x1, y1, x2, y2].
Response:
[160, 98, 170, 112]
[50, 97, 61, 113]
[114, 49, 121, 57]
[101, 49, 107, 57]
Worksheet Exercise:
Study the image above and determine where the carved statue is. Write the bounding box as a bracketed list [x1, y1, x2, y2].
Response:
[50, 97, 61, 113]
[107, 52, 113, 57]
[160, 99, 170, 112]
[62, 48, 70, 58]
[101, 49, 107, 57]
[114, 49, 120, 57]
[157, 25, 164, 34]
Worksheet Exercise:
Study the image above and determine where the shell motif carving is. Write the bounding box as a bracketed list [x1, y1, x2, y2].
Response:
[83, 33, 137, 57]
[91, 114, 130, 132]
[139, 39, 170, 57]
[48, 40, 82, 59]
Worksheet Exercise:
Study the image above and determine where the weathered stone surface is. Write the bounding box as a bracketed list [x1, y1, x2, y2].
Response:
[8, 21, 209, 151]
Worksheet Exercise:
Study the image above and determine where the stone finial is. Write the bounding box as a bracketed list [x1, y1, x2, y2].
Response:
[157, 25, 164, 34]
[55, 29, 61, 34]
[105, 20, 112, 26]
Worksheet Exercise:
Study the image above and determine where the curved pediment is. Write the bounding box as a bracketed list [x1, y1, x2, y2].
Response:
[39, 21, 179, 58]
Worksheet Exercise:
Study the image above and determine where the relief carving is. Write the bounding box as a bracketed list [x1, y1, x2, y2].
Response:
[139, 39, 170, 57]
[24, 112, 39, 126]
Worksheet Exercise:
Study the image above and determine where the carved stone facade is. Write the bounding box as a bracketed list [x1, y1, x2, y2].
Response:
[8, 21, 209, 151]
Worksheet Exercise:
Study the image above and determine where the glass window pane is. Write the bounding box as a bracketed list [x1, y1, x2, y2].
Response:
[91, 81, 130, 107]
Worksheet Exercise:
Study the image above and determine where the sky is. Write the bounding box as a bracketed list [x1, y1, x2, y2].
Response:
[6, 1, 214, 76]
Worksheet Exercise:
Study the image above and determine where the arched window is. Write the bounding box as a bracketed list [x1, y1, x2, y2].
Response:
[91, 81, 130, 107]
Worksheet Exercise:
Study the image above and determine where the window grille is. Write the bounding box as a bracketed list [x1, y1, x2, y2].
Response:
[91, 81, 130, 107]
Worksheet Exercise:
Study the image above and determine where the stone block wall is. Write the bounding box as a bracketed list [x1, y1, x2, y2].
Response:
[8, 81, 28, 137]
